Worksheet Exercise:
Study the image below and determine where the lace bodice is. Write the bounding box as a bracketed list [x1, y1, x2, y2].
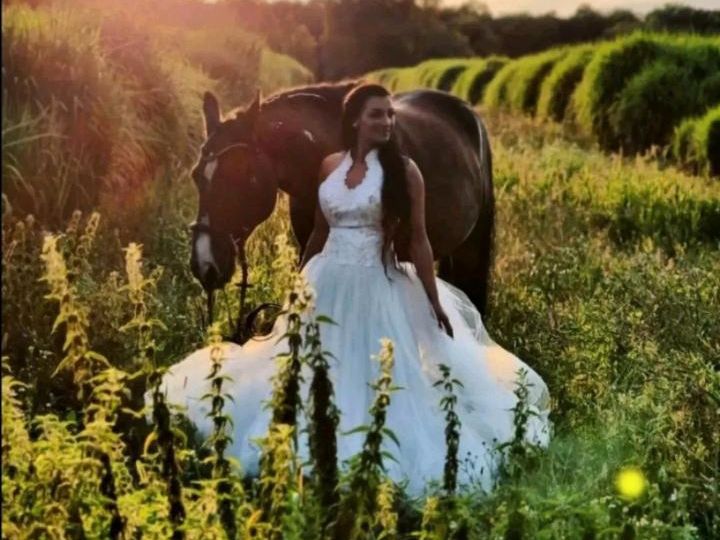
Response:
[318, 148, 388, 267]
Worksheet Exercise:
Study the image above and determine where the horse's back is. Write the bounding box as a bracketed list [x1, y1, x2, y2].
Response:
[391, 89, 486, 250]
[393, 89, 481, 152]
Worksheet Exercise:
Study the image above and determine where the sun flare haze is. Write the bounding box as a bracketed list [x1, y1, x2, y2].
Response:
[3, 0, 719, 536]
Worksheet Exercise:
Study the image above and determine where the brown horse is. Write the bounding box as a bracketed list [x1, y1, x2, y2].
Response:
[190, 80, 495, 341]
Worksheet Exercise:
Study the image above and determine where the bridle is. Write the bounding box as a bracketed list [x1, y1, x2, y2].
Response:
[201, 141, 251, 162]
[188, 140, 251, 239]
[188, 122, 287, 238]
[188, 137, 282, 342]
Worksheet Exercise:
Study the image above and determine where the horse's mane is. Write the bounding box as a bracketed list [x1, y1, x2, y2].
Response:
[229, 79, 364, 119]
[262, 79, 363, 108]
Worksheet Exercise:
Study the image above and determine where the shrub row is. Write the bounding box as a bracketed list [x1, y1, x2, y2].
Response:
[573, 32, 720, 155]
[365, 31, 720, 176]
[672, 104, 720, 177]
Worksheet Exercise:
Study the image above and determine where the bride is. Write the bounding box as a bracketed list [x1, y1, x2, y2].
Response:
[154, 83, 552, 497]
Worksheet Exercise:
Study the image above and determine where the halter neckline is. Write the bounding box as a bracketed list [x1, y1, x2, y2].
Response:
[344, 147, 378, 191]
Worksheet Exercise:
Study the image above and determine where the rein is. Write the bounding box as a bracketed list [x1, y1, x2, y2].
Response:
[202, 141, 250, 161]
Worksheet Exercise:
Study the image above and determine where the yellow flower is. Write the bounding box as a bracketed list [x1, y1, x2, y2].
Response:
[615, 466, 647, 500]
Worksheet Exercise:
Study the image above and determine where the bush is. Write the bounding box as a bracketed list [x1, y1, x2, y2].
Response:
[482, 60, 521, 110]
[385, 66, 420, 92]
[1, 4, 216, 228]
[695, 105, 720, 176]
[672, 105, 720, 177]
[671, 115, 697, 164]
[572, 32, 671, 148]
[504, 48, 569, 116]
[605, 42, 720, 154]
[416, 58, 472, 91]
[607, 63, 694, 154]
[2, 5, 147, 225]
[380, 59, 469, 93]
[572, 31, 720, 152]
[450, 56, 509, 105]
[537, 45, 595, 123]
[364, 67, 400, 89]
[259, 48, 314, 92]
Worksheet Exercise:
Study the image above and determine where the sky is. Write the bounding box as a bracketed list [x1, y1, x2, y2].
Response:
[444, 0, 720, 17]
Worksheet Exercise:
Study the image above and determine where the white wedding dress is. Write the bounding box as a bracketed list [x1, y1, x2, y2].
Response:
[153, 147, 551, 497]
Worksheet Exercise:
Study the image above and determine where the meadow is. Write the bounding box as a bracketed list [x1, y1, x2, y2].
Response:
[2, 2, 720, 538]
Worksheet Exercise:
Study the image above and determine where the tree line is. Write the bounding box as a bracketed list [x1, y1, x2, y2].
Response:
[226, 0, 720, 80]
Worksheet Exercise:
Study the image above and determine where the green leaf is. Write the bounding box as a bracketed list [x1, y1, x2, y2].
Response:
[381, 427, 401, 448]
[342, 425, 370, 436]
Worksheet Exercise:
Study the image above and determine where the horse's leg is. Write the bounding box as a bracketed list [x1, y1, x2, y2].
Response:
[439, 113, 496, 317]
[289, 196, 315, 262]
[437, 213, 495, 318]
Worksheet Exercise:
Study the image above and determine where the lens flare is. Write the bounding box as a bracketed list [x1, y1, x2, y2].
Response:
[615, 466, 647, 500]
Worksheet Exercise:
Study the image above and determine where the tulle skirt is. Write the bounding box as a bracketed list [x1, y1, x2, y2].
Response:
[152, 252, 552, 497]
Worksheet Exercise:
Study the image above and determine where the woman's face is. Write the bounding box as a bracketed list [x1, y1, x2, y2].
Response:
[355, 95, 395, 146]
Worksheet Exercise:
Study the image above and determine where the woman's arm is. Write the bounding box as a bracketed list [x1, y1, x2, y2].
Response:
[299, 155, 335, 270]
[405, 158, 454, 338]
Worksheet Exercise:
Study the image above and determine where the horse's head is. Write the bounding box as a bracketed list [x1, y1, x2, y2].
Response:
[190, 89, 329, 295]
[189, 90, 278, 294]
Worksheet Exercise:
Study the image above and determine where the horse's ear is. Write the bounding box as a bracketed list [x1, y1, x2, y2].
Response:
[203, 91, 221, 136]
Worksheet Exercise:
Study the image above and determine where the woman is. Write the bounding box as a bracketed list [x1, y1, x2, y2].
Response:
[155, 83, 552, 497]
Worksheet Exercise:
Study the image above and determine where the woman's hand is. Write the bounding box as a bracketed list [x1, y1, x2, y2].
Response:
[432, 301, 454, 339]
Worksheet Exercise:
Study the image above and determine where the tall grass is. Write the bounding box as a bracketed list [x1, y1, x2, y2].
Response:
[1, 1, 312, 230]
[3, 2, 720, 534]
[3, 102, 719, 535]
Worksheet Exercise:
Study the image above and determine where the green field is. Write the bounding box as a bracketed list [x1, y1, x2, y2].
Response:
[3, 2, 720, 538]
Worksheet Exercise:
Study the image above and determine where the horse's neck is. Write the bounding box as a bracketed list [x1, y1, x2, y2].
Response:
[278, 176, 315, 204]
[261, 83, 354, 201]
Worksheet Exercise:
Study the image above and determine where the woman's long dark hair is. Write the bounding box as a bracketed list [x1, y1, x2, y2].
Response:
[341, 83, 410, 278]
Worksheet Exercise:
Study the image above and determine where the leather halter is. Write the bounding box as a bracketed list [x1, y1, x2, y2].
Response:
[189, 140, 252, 240]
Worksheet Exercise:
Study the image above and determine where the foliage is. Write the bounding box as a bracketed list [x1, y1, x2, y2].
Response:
[482, 60, 520, 111]
[672, 105, 720, 177]
[449, 56, 508, 105]
[572, 31, 720, 152]
[1, 0, 311, 228]
[369, 31, 720, 171]
[536, 45, 595, 123]
[330, 338, 403, 539]
[433, 363, 463, 496]
[320, 0, 472, 80]
[504, 48, 570, 116]
[2, 3, 207, 226]
[412, 58, 472, 92]
[3, 104, 720, 536]
[3, 1, 720, 535]
[645, 4, 720, 34]
[606, 50, 720, 154]
[303, 312, 341, 530]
